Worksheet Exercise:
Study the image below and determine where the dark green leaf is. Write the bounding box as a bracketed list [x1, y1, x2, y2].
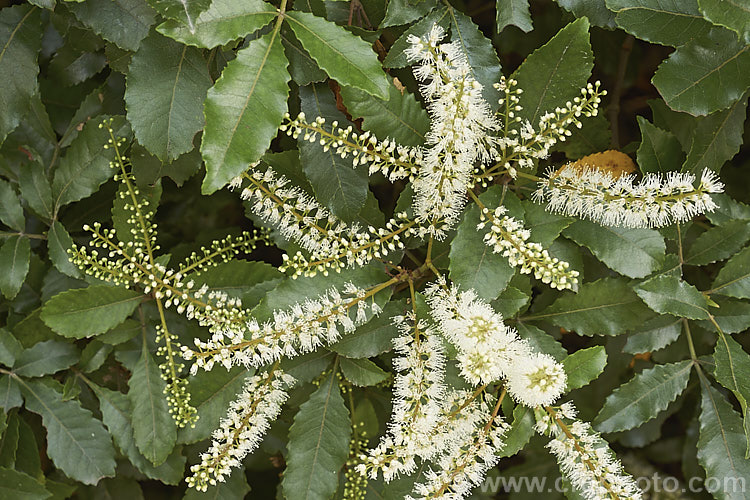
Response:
[281, 350, 334, 383]
[450, 187, 515, 301]
[498, 404, 535, 458]
[299, 83, 368, 222]
[201, 31, 290, 194]
[681, 95, 748, 175]
[0, 412, 18, 468]
[47, 221, 81, 278]
[91, 382, 185, 484]
[516, 323, 567, 361]
[0, 236, 30, 300]
[13, 341, 79, 378]
[145, 0, 211, 31]
[21, 378, 116, 484]
[652, 27, 750, 116]
[0, 5, 42, 145]
[329, 300, 402, 359]
[339, 85, 429, 147]
[556, 0, 616, 28]
[563, 346, 607, 390]
[512, 18, 593, 127]
[286, 11, 389, 99]
[702, 297, 750, 334]
[182, 469, 250, 499]
[381, 0, 437, 27]
[282, 369, 351, 500]
[0, 376, 22, 412]
[190, 260, 282, 305]
[18, 161, 53, 221]
[40, 286, 142, 338]
[67, 0, 156, 51]
[0, 329, 22, 368]
[698, 0, 750, 43]
[563, 220, 665, 278]
[496, 0, 532, 33]
[606, 0, 712, 47]
[52, 115, 132, 210]
[125, 30, 212, 161]
[594, 360, 692, 433]
[623, 315, 682, 354]
[522, 200, 573, 247]
[492, 286, 530, 319]
[712, 245, 750, 299]
[178, 367, 252, 445]
[281, 28, 326, 86]
[157, 0, 275, 48]
[636, 117, 684, 174]
[340, 358, 389, 387]
[697, 376, 750, 497]
[685, 220, 750, 266]
[713, 331, 750, 457]
[0, 467, 51, 500]
[635, 276, 710, 320]
[128, 343, 177, 466]
[448, 8, 503, 104]
[532, 278, 655, 336]
[78, 340, 113, 373]
[0, 180, 24, 232]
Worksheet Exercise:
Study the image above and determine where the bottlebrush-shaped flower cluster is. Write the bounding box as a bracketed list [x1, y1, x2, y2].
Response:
[67, 22, 728, 500]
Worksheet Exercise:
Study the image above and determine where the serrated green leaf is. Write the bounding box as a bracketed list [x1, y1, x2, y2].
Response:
[512, 18, 593, 127]
[697, 376, 750, 499]
[448, 8, 503, 105]
[281, 350, 334, 384]
[52, 115, 132, 211]
[698, 0, 750, 43]
[47, 222, 81, 278]
[0, 180, 24, 232]
[635, 276, 710, 320]
[128, 343, 177, 466]
[91, 382, 185, 484]
[178, 367, 252, 445]
[686, 220, 750, 266]
[702, 297, 750, 334]
[497, 0, 532, 33]
[0, 412, 18, 468]
[595, 360, 692, 433]
[652, 27, 750, 116]
[624, 315, 682, 354]
[450, 187, 515, 301]
[283, 369, 350, 500]
[18, 161, 53, 221]
[381, 0, 438, 27]
[516, 322, 567, 361]
[531, 278, 655, 336]
[0, 376, 22, 412]
[13, 341, 79, 378]
[713, 331, 750, 457]
[146, 0, 211, 31]
[201, 31, 290, 194]
[340, 357, 389, 387]
[299, 83, 368, 222]
[125, 30, 211, 161]
[286, 11, 389, 99]
[339, 84, 429, 147]
[606, 0, 712, 47]
[712, 245, 750, 299]
[78, 340, 112, 373]
[14, 416, 41, 480]
[0, 236, 30, 300]
[281, 28, 326, 86]
[636, 117, 684, 174]
[0, 329, 22, 368]
[0, 5, 42, 146]
[67, 0, 156, 51]
[329, 300, 402, 359]
[157, 0, 275, 48]
[190, 260, 283, 305]
[563, 346, 607, 390]
[522, 200, 573, 247]
[383, 7, 450, 69]
[498, 404, 535, 458]
[563, 220, 665, 278]
[20, 378, 116, 484]
[556, 0, 616, 28]
[681, 95, 747, 175]
[40, 286, 142, 338]
[492, 286, 530, 319]
[0, 467, 51, 500]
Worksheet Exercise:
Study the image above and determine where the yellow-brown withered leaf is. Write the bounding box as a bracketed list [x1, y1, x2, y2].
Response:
[571, 150, 637, 179]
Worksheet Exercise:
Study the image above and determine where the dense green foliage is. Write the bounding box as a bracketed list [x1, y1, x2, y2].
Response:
[0, 0, 749, 499]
